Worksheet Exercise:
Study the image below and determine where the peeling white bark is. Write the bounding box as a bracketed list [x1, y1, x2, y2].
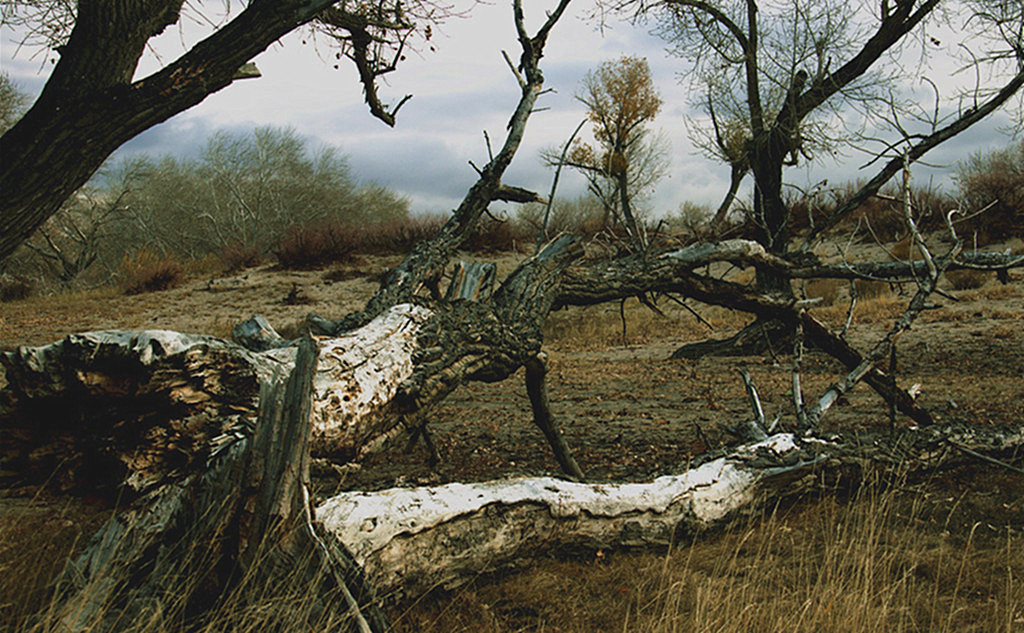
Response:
[311, 304, 433, 453]
[318, 433, 828, 596]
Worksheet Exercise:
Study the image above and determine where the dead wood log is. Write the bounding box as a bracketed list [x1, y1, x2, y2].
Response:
[555, 242, 938, 426]
[0, 330, 287, 493]
[445, 260, 497, 302]
[0, 237, 584, 493]
[40, 336, 390, 633]
[318, 422, 1024, 599]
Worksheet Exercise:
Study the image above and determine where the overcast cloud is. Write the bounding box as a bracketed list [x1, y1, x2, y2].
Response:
[2, 1, 1018, 218]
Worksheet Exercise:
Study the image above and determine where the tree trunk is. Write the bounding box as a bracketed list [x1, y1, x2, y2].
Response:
[709, 163, 746, 234]
[1, 238, 584, 493]
[38, 335, 392, 633]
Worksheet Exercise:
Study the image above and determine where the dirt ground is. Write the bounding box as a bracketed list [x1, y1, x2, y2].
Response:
[1, 241, 1023, 630]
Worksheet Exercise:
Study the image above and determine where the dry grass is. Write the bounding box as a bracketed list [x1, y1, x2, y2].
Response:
[544, 299, 749, 350]
[0, 495, 111, 632]
[10, 477, 1014, 633]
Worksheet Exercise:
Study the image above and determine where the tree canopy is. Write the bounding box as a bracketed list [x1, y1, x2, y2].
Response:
[562, 56, 668, 249]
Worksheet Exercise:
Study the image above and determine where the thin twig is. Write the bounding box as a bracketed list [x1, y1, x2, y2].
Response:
[946, 440, 1024, 475]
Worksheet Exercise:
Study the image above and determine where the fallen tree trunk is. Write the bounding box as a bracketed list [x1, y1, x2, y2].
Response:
[12, 327, 1021, 620]
[1, 237, 584, 494]
[38, 336, 393, 633]
[319, 422, 1024, 599]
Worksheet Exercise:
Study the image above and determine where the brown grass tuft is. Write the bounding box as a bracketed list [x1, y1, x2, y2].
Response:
[120, 249, 185, 295]
[945, 269, 989, 291]
[802, 278, 840, 306]
[0, 277, 34, 302]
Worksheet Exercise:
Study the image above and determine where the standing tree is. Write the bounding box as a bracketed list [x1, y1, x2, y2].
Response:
[604, 0, 1024, 355]
[22, 158, 148, 288]
[0, 0, 453, 262]
[559, 56, 668, 250]
[608, 0, 1024, 289]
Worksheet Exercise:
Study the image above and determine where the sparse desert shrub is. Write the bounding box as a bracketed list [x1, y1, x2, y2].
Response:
[120, 249, 184, 295]
[369, 215, 447, 254]
[220, 242, 263, 273]
[945, 269, 988, 290]
[275, 220, 360, 269]
[465, 218, 527, 253]
[955, 140, 1024, 235]
[0, 276, 34, 302]
[515, 196, 605, 240]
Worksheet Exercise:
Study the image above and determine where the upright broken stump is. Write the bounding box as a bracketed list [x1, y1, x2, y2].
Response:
[39, 336, 390, 633]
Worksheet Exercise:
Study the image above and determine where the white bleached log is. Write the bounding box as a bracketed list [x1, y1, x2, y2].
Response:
[316, 422, 1024, 599]
[319, 433, 828, 597]
[311, 303, 433, 455]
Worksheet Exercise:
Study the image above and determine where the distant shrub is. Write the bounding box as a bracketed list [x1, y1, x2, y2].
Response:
[945, 269, 988, 290]
[955, 140, 1024, 235]
[786, 181, 956, 242]
[121, 249, 184, 295]
[369, 215, 447, 254]
[465, 218, 528, 253]
[275, 221, 360, 269]
[515, 197, 605, 240]
[0, 276, 34, 302]
[220, 242, 263, 273]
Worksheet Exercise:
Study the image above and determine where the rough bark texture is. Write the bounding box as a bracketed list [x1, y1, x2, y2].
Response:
[39, 337, 391, 633]
[0, 330, 281, 494]
[1, 238, 583, 492]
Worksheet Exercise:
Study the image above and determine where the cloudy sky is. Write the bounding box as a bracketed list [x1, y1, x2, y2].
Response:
[2, 1, 1018, 217]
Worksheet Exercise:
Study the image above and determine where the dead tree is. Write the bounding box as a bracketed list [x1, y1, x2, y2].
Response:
[3, 7, 1024, 629]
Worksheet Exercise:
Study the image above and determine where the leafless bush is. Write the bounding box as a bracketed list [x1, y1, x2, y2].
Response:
[955, 140, 1024, 235]
[120, 250, 184, 295]
[274, 221, 361, 269]
[514, 196, 605, 240]
[0, 276, 34, 302]
[465, 217, 529, 253]
[219, 242, 264, 273]
[368, 215, 447, 254]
